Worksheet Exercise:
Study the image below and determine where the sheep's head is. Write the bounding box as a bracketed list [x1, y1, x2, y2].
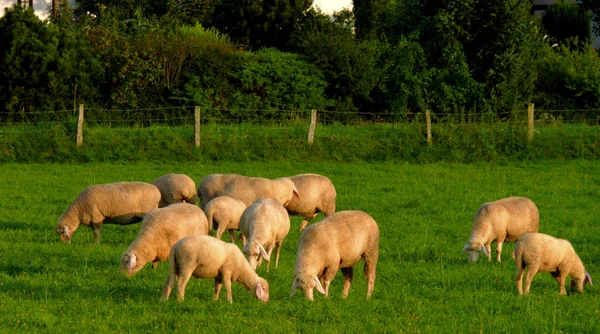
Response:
[462, 241, 488, 263]
[570, 270, 593, 292]
[290, 274, 325, 301]
[56, 225, 72, 244]
[120, 253, 138, 277]
[254, 277, 270, 303]
[242, 241, 269, 270]
[276, 178, 300, 206]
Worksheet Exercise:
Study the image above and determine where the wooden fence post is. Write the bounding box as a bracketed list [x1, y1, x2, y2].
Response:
[194, 106, 201, 148]
[76, 104, 84, 147]
[426, 110, 432, 145]
[527, 103, 534, 141]
[308, 109, 317, 144]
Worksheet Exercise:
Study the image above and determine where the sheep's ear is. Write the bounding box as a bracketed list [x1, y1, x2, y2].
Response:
[259, 245, 270, 261]
[585, 271, 593, 286]
[292, 185, 300, 199]
[127, 254, 137, 269]
[480, 245, 489, 256]
[462, 242, 470, 253]
[290, 278, 299, 296]
[314, 276, 325, 295]
[255, 283, 267, 300]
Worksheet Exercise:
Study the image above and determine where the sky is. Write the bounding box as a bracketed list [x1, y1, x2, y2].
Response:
[312, 0, 353, 14]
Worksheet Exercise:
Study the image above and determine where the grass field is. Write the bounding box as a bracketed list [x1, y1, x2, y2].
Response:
[0, 160, 599, 332]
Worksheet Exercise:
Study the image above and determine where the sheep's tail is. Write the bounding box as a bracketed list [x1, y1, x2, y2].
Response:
[207, 209, 214, 234]
[514, 240, 525, 276]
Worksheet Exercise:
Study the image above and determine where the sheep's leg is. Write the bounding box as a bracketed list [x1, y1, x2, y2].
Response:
[484, 243, 492, 262]
[321, 266, 339, 297]
[216, 223, 226, 241]
[222, 273, 233, 303]
[228, 230, 236, 243]
[213, 277, 223, 301]
[176, 271, 193, 302]
[515, 268, 525, 295]
[161, 273, 177, 301]
[152, 260, 159, 270]
[495, 240, 504, 263]
[524, 265, 539, 295]
[556, 271, 568, 295]
[241, 235, 247, 247]
[265, 247, 274, 272]
[341, 267, 354, 298]
[364, 251, 378, 299]
[274, 242, 282, 268]
[92, 223, 102, 244]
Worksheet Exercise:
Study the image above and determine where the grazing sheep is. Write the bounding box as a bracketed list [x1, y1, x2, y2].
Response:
[239, 198, 291, 271]
[204, 196, 247, 243]
[198, 174, 299, 210]
[151, 173, 198, 207]
[120, 202, 209, 277]
[462, 196, 539, 263]
[286, 173, 337, 231]
[56, 182, 161, 244]
[290, 210, 379, 301]
[161, 234, 270, 303]
[515, 233, 593, 295]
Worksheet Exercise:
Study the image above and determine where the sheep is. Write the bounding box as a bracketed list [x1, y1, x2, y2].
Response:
[204, 196, 247, 243]
[462, 196, 539, 263]
[120, 202, 209, 277]
[239, 198, 291, 271]
[290, 210, 379, 301]
[198, 174, 299, 210]
[514, 232, 593, 295]
[285, 173, 336, 231]
[161, 234, 270, 303]
[56, 182, 161, 244]
[151, 173, 198, 207]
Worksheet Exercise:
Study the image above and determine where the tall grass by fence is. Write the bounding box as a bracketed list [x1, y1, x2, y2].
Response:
[0, 105, 598, 163]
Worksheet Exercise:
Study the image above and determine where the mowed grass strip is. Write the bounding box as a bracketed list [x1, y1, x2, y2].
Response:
[0, 160, 598, 332]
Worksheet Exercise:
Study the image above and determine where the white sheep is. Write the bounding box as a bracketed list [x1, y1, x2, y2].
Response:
[151, 173, 198, 207]
[161, 234, 270, 303]
[56, 182, 161, 244]
[120, 202, 209, 277]
[286, 173, 336, 231]
[204, 196, 247, 243]
[462, 196, 539, 263]
[239, 198, 291, 271]
[198, 174, 299, 210]
[290, 210, 379, 301]
[514, 232, 593, 295]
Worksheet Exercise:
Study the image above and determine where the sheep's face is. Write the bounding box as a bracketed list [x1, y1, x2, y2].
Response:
[56, 226, 72, 243]
[463, 242, 488, 263]
[255, 278, 270, 303]
[120, 253, 137, 277]
[243, 242, 269, 270]
[290, 274, 325, 301]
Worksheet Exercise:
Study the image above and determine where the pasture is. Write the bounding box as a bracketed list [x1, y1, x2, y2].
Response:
[0, 160, 598, 332]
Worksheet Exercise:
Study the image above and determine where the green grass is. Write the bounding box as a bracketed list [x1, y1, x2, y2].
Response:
[0, 160, 599, 332]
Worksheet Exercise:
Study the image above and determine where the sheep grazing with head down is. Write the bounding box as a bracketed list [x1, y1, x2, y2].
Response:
[151, 173, 198, 207]
[204, 196, 247, 243]
[285, 173, 336, 231]
[462, 196, 539, 263]
[290, 210, 379, 301]
[120, 202, 209, 277]
[56, 182, 161, 244]
[161, 234, 270, 303]
[514, 232, 592, 295]
[239, 198, 291, 271]
[198, 174, 299, 210]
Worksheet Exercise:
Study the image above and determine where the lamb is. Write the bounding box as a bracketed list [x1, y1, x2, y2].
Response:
[290, 210, 379, 301]
[55, 182, 161, 244]
[462, 196, 539, 263]
[204, 196, 247, 243]
[514, 233, 593, 295]
[161, 234, 270, 303]
[285, 173, 336, 231]
[120, 202, 209, 277]
[198, 174, 299, 210]
[151, 173, 198, 207]
[239, 198, 291, 271]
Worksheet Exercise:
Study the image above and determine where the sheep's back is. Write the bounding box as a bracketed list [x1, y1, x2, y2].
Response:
[287, 174, 336, 216]
[85, 182, 160, 219]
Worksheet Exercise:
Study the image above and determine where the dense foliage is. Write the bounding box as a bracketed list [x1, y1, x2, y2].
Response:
[0, 0, 599, 122]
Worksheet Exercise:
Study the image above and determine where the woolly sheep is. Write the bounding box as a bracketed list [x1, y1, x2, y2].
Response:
[151, 173, 198, 207]
[239, 198, 291, 271]
[514, 232, 593, 295]
[290, 210, 379, 301]
[204, 196, 247, 243]
[161, 234, 270, 303]
[462, 196, 539, 263]
[56, 182, 161, 244]
[285, 173, 336, 231]
[198, 174, 299, 210]
[120, 202, 209, 277]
